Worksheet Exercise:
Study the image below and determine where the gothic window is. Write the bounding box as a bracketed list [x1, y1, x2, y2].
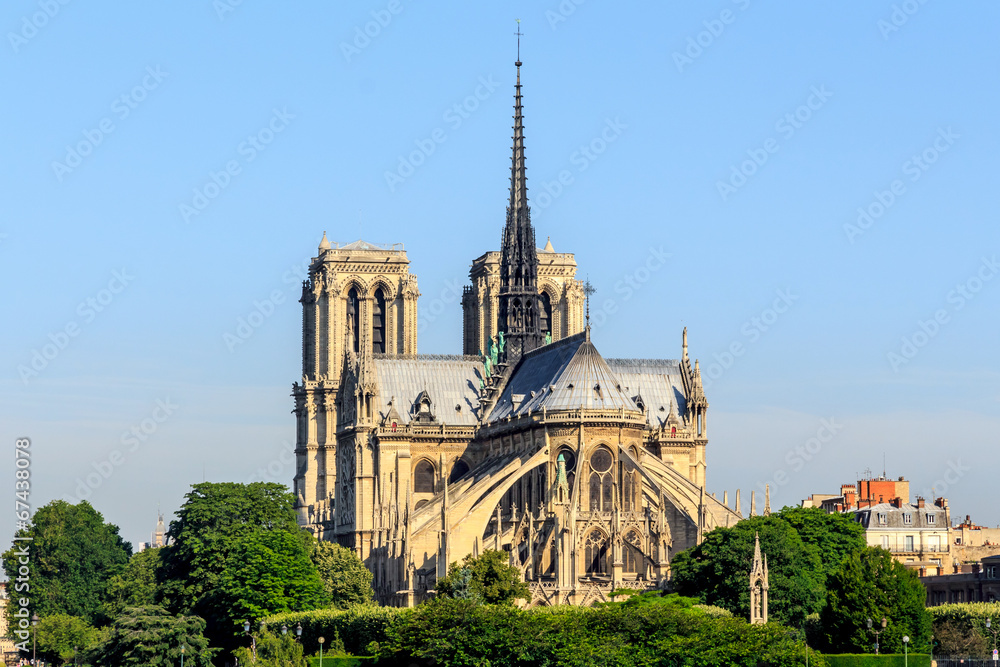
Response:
[449, 459, 470, 484]
[539, 291, 552, 337]
[624, 531, 643, 574]
[623, 467, 634, 512]
[347, 288, 360, 353]
[372, 288, 386, 354]
[414, 460, 435, 494]
[588, 447, 614, 512]
[584, 530, 609, 576]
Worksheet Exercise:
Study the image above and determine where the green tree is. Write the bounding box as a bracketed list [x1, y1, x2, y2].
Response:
[158, 482, 303, 614]
[157, 482, 325, 655]
[232, 630, 308, 667]
[88, 606, 217, 667]
[435, 549, 530, 606]
[102, 547, 162, 620]
[2, 500, 131, 625]
[311, 541, 374, 608]
[214, 530, 327, 623]
[669, 515, 825, 626]
[819, 546, 932, 653]
[34, 614, 103, 666]
[777, 506, 867, 580]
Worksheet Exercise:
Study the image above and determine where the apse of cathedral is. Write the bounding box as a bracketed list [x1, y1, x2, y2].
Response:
[291, 56, 741, 607]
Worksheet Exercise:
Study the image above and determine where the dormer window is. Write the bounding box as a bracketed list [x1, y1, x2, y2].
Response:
[903, 513, 912, 525]
[877, 513, 887, 525]
[927, 513, 936, 524]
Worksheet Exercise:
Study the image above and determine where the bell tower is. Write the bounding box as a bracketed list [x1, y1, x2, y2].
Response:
[293, 234, 419, 534]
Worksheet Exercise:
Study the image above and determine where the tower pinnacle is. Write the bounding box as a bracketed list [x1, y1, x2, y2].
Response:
[497, 30, 543, 364]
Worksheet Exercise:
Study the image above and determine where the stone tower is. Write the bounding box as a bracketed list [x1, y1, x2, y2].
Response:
[750, 532, 769, 624]
[292, 235, 419, 531]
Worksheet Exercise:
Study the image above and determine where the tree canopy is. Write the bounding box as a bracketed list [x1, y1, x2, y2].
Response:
[670, 515, 826, 626]
[436, 549, 530, 606]
[819, 546, 932, 653]
[88, 606, 216, 667]
[311, 540, 375, 609]
[103, 547, 162, 620]
[2, 500, 131, 625]
[34, 613, 104, 666]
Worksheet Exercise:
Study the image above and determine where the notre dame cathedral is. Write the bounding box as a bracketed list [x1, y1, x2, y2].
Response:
[291, 57, 741, 607]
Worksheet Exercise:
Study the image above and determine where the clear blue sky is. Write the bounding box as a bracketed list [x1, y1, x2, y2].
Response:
[2, 2, 998, 548]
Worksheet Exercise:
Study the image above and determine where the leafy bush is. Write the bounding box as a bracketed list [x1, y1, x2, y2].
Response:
[377, 594, 822, 667]
[824, 655, 930, 667]
[263, 605, 406, 656]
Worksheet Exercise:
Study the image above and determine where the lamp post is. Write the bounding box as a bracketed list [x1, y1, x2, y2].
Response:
[987, 618, 999, 661]
[295, 623, 302, 641]
[281, 624, 288, 637]
[180, 643, 186, 667]
[318, 636, 325, 667]
[903, 635, 909, 667]
[867, 617, 888, 655]
[31, 613, 39, 665]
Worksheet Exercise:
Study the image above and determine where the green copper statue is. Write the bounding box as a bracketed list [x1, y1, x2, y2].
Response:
[490, 336, 499, 367]
[498, 331, 506, 355]
[545, 331, 552, 345]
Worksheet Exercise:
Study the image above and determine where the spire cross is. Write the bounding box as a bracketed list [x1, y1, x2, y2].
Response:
[515, 19, 523, 62]
[583, 279, 596, 327]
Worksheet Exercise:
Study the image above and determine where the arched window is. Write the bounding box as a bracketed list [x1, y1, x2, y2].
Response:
[623, 531, 643, 574]
[449, 459, 470, 484]
[414, 460, 435, 494]
[584, 530, 609, 576]
[347, 288, 360, 353]
[539, 291, 552, 338]
[372, 288, 386, 354]
[588, 447, 614, 512]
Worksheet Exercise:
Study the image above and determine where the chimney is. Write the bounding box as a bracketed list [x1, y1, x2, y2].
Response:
[917, 497, 925, 509]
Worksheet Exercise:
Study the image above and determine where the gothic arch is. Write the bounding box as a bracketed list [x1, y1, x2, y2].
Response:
[367, 276, 397, 301]
[339, 278, 368, 299]
[583, 528, 610, 576]
[413, 458, 436, 494]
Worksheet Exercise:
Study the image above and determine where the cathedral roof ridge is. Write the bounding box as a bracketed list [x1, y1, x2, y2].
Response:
[374, 353, 481, 363]
[604, 357, 682, 367]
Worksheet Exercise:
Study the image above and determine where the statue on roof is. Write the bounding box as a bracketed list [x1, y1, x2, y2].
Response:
[489, 336, 499, 367]
[498, 331, 506, 355]
[545, 331, 552, 345]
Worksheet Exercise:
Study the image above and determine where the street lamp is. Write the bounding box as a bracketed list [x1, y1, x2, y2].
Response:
[180, 643, 186, 667]
[903, 635, 909, 667]
[318, 636, 325, 667]
[867, 616, 888, 655]
[296, 623, 302, 641]
[281, 624, 288, 636]
[31, 613, 39, 665]
[987, 618, 999, 660]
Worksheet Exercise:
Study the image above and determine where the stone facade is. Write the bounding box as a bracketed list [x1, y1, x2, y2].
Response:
[922, 555, 1000, 605]
[292, 59, 740, 607]
[854, 498, 950, 570]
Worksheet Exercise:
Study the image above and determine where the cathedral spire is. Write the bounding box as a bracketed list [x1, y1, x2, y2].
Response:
[497, 26, 543, 364]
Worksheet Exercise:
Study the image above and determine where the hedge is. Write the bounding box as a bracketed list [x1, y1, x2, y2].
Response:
[263, 605, 406, 656]
[824, 655, 931, 667]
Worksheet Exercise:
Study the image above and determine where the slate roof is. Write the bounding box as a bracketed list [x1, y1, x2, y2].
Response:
[373, 355, 482, 425]
[854, 502, 948, 530]
[488, 332, 640, 422]
[605, 358, 687, 428]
